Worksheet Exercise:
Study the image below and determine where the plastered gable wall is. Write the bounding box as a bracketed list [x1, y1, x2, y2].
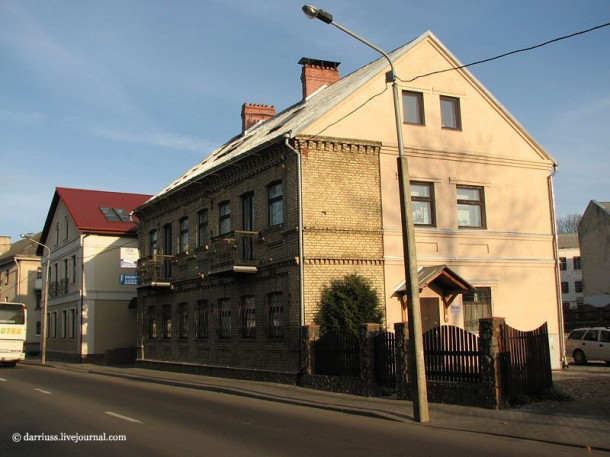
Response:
[299, 35, 561, 366]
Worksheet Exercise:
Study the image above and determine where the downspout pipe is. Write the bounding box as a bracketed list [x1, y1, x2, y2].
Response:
[548, 165, 566, 369]
[284, 135, 305, 327]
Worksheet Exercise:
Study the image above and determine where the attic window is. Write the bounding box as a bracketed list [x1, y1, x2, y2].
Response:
[100, 207, 132, 222]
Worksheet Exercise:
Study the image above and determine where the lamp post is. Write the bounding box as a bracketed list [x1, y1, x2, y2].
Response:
[21, 233, 50, 365]
[302, 5, 429, 422]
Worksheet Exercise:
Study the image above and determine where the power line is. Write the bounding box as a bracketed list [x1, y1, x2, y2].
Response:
[399, 21, 610, 84]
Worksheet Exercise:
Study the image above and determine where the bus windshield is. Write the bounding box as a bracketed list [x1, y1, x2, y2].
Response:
[0, 304, 25, 325]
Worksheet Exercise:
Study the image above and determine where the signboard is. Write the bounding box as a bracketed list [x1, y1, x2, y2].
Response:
[120, 247, 139, 269]
[119, 274, 139, 286]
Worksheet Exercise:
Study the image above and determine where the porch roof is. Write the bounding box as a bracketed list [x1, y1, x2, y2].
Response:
[393, 265, 472, 296]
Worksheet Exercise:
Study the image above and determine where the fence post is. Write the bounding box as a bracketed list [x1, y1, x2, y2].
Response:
[301, 325, 320, 376]
[359, 323, 380, 396]
[479, 317, 508, 409]
[394, 322, 410, 400]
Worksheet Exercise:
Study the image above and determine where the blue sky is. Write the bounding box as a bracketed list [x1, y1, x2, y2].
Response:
[1, 0, 609, 242]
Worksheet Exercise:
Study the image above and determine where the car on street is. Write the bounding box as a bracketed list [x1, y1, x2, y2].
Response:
[566, 327, 610, 364]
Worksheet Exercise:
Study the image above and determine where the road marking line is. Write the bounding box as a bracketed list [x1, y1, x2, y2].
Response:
[0, 378, 7, 382]
[105, 411, 142, 424]
[34, 388, 52, 395]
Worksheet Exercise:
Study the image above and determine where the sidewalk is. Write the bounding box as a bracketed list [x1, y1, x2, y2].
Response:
[22, 359, 610, 452]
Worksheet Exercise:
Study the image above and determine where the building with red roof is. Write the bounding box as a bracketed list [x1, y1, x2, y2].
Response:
[38, 187, 151, 362]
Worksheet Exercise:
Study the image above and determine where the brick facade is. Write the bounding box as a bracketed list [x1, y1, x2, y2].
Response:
[136, 135, 386, 376]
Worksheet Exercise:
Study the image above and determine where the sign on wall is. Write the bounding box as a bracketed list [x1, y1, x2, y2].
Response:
[119, 274, 139, 285]
[120, 247, 139, 269]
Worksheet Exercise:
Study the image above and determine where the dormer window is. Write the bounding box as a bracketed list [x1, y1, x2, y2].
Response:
[100, 207, 131, 222]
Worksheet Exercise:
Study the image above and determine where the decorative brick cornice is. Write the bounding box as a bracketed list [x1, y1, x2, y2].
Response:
[294, 135, 381, 156]
[304, 258, 384, 266]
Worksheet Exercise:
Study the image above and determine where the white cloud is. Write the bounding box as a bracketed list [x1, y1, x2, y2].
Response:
[89, 125, 214, 153]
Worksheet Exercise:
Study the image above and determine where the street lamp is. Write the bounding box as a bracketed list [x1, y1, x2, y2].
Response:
[21, 233, 50, 365]
[302, 4, 429, 422]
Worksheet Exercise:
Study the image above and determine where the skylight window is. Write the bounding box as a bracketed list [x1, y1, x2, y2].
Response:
[100, 207, 132, 222]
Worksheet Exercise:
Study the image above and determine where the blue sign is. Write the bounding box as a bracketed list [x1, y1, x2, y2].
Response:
[119, 274, 139, 285]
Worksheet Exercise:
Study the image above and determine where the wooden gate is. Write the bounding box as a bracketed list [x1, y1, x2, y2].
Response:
[314, 330, 360, 376]
[374, 331, 396, 388]
[499, 322, 552, 398]
[423, 325, 481, 383]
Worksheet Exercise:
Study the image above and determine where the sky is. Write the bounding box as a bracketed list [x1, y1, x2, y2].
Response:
[1, 0, 609, 242]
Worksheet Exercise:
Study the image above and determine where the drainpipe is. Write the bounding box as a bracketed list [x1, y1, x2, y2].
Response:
[548, 165, 566, 369]
[284, 135, 305, 326]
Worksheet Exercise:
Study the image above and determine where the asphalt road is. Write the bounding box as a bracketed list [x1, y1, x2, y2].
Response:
[0, 364, 603, 457]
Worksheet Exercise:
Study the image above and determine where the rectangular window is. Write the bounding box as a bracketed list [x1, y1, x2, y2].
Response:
[178, 302, 188, 339]
[197, 209, 209, 248]
[69, 308, 76, 339]
[161, 305, 172, 339]
[219, 201, 231, 236]
[440, 96, 462, 130]
[268, 182, 283, 227]
[179, 218, 189, 253]
[241, 296, 256, 339]
[559, 257, 567, 271]
[457, 186, 486, 228]
[575, 281, 583, 293]
[403, 91, 424, 125]
[51, 311, 57, 338]
[64, 216, 69, 240]
[71, 255, 77, 283]
[561, 282, 569, 293]
[463, 287, 492, 333]
[163, 224, 172, 278]
[3, 270, 8, 285]
[219, 299, 232, 338]
[147, 306, 157, 339]
[36, 321, 41, 336]
[195, 300, 209, 339]
[268, 293, 284, 338]
[573, 257, 582, 270]
[149, 230, 158, 257]
[411, 181, 435, 226]
[61, 310, 67, 339]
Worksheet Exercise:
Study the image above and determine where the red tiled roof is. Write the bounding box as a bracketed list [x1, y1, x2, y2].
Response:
[56, 187, 151, 235]
[39, 188, 152, 250]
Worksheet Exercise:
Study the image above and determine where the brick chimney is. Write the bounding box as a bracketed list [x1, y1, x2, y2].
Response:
[299, 57, 341, 100]
[241, 103, 275, 133]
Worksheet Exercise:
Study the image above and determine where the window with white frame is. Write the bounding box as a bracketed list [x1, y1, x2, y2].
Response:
[457, 185, 486, 228]
[440, 96, 462, 130]
[403, 91, 425, 125]
[411, 181, 436, 226]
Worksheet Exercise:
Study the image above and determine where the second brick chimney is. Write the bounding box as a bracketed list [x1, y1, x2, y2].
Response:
[299, 57, 341, 100]
[241, 103, 276, 133]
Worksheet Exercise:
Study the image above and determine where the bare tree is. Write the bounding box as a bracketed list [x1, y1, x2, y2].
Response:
[556, 213, 582, 234]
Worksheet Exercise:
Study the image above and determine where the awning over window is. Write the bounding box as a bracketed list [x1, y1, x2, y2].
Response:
[393, 265, 472, 296]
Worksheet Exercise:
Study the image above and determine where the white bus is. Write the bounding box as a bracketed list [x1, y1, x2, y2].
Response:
[0, 302, 27, 367]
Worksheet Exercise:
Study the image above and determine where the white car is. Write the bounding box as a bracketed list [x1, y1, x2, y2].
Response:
[566, 327, 610, 364]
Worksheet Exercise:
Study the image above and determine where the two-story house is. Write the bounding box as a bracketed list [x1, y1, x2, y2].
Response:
[135, 31, 563, 377]
[0, 234, 43, 353]
[38, 188, 151, 362]
[558, 233, 583, 310]
[578, 200, 610, 309]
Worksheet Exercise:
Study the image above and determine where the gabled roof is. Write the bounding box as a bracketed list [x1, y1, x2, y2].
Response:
[393, 265, 472, 295]
[0, 233, 41, 266]
[141, 30, 554, 209]
[39, 188, 152, 251]
[558, 233, 579, 249]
